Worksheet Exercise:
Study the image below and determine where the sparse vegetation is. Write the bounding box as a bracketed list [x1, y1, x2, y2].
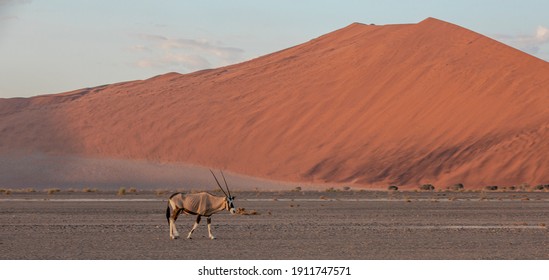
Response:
[46, 188, 61, 195]
[388, 185, 399, 191]
[419, 184, 435, 191]
[325, 187, 337, 192]
[342, 186, 351, 191]
[128, 187, 137, 193]
[118, 187, 126, 196]
[155, 189, 168, 196]
[517, 183, 530, 191]
[484, 185, 498, 191]
[291, 186, 302, 192]
[448, 183, 464, 191]
[236, 207, 258, 215]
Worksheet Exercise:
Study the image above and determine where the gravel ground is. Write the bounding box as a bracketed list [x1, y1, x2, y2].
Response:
[1, 191, 548, 259]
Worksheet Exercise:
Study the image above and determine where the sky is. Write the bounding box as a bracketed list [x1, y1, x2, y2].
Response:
[1, 0, 548, 98]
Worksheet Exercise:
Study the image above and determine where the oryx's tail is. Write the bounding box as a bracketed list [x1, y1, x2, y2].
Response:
[166, 201, 171, 225]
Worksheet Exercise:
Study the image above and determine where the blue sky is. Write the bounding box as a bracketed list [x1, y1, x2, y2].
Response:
[1, 0, 548, 98]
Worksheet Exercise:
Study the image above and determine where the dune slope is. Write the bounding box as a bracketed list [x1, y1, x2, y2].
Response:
[1, 18, 548, 188]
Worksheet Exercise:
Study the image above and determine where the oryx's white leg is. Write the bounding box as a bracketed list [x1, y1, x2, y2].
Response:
[169, 207, 181, 240]
[207, 217, 215, 240]
[170, 217, 180, 239]
[187, 215, 201, 239]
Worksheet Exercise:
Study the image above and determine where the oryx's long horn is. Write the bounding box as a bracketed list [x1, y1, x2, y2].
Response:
[220, 170, 231, 197]
[209, 169, 228, 196]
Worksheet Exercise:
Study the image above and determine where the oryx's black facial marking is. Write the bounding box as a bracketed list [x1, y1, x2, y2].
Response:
[226, 196, 236, 214]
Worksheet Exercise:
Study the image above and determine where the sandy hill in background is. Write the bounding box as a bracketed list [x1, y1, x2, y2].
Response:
[1, 17, 548, 189]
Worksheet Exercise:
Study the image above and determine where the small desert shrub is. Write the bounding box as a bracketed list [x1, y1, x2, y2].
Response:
[155, 189, 169, 196]
[291, 186, 302, 192]
[419, 184, 435, 191]
[484, 185, 498, 191]
[118, 187, 126, 196]
[24, 188, 36, 193]
[236, 207, 258, 215]
[449, 183, 464, 191]
[5, 189, 12, 195]
[325, 187, 337, 192]
[388, 185, 399, 191]
[82, 187, 97, 193]
[534, 184, 549, 191]
[46, 188, 61, 195]
[343, 186, 351, 191]
[128, 187, 137, 193]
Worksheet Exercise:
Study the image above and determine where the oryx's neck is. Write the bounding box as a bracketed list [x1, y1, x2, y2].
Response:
[210, 195, 228, 213]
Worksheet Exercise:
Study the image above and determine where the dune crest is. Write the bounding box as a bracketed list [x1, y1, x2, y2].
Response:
[1, 18, 548, 188]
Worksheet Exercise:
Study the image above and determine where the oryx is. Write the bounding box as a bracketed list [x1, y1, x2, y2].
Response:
[166, 169, 236, 240]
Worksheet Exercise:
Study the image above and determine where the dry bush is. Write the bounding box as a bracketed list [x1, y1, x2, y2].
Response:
[419, 184, 435, 191]
[388, 185, 399, 191]
[236, 207, 258, 215]
[291, 186, 302, 192]
[448, 183, 464, 191]
[46, 188, 61, 195]
[118, 187, 126, 195]
[128, 187, 137, 193]
[484, 185, 498, 191]
[155, 189, 169, 196]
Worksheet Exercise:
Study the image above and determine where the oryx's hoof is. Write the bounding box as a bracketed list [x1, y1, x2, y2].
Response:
[209, 236, 216, 240]
[170, 235, 179, 240]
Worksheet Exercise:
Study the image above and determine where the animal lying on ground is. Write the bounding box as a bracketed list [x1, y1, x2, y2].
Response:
[166, 170, 236, 239]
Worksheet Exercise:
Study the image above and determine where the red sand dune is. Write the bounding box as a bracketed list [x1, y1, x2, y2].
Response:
[1, 17, 548, 189]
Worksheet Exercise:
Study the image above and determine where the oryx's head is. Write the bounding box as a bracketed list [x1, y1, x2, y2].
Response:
[210, 169, 236, 214]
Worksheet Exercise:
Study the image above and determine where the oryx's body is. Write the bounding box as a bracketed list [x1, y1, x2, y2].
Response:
[166, 170, 236, 240]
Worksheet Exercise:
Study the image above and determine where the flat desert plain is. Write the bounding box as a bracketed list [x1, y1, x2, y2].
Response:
[1, 190, 548, 259]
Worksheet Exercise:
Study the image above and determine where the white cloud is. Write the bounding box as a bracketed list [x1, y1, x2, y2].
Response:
[131, 33, 244, 72]
[136, 53, 211, 71]
[495, 25, 549, 56]
[536, 26, 549, 41]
